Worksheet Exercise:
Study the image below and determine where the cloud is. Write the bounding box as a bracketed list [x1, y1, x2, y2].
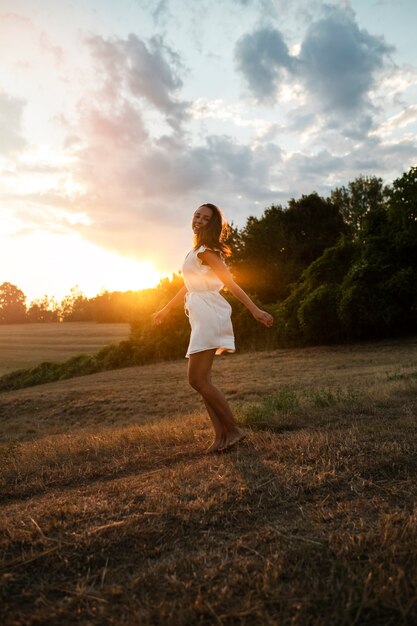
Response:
[283, 149, 345, 194]
[0, 91, 27, 155]
[189, 98, 285, 138]
[376, 66, 417, 106]
[41, 18, 412, 270]
[138, 0, 172, 25]
[235, 27, 293, 102]
[281, 133, 417, 198]
[39, 32, 64, 67]
[230, 0, 279, 14]
[142, 0, 280, 23]
[79, 100, 148, 149]
[298, 5, 393, 114]
[62, 105, 285, 265]
[73, 105, 282, 213]
[53, 31, 286, 262]
[235, 5, 393, 126]
[371, 104, 417, 138]
[86, 33, 188, 128]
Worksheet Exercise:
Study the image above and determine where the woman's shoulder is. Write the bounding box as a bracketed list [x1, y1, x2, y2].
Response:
[195, 244, 221, 255]
[195, 245, 225, 268]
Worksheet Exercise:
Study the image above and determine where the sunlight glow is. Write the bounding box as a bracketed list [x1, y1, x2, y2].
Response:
[0, 231, 164, 302]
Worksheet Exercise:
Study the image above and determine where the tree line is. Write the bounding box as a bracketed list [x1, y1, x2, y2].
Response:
[2, 167, 416, 352]
[0, 284, 156, 324]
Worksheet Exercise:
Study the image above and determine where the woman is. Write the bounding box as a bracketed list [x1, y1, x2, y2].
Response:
[152, 203, 274, 453]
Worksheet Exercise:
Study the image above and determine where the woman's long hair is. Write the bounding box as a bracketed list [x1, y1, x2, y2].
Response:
[194, 203, 231, 257]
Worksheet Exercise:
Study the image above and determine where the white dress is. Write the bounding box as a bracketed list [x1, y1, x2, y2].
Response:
[182, 245, 235, 358]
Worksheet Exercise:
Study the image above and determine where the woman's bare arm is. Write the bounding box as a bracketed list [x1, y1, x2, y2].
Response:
[152, 284, 188, 325]
[198, 250, 274, 327]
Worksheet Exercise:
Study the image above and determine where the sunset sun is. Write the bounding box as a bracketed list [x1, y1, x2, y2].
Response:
[0, 230, 163, 302]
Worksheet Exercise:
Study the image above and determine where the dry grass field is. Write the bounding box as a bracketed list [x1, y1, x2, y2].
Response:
[0, 323, 130, 376]
[1, 338, 417, 625]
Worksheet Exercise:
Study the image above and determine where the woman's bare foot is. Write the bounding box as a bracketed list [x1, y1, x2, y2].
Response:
[218, 428, 246, 451]
[204, 435, 225, 454]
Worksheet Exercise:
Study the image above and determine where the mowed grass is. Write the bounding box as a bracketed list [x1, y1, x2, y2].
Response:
[0, 322, 130, 376]
[1, 338, 417, 625]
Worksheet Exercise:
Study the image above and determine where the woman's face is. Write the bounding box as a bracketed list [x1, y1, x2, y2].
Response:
[192, 205, 213, 234]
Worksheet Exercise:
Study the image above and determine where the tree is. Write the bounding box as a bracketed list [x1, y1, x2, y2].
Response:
[60, 286, 93, 322]
[338, 167, 417, 338]
[386, 166, 417, 264]
[130, 273, 190, 361]
[274, 169, 417, 344]
[0, 282, 27, 323]
[229, 205, 289, 302]
[331, 175, 389, 239]
[230, 193, 345, 303]
[275, 238, 357, 344]
[27, 295, 59, 322]
[284, 193, 346, 265]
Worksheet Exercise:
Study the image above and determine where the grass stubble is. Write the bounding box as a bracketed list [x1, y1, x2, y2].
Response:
[0, 339, 417, 625]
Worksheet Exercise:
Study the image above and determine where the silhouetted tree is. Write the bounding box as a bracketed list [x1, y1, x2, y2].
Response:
[229, 205, 289, 302]
[60, 286, 93, 322]
[27, 296, 59, 322]
[0, 282, 27, 324]
[276, 167, 417, 343]
[285, 193, 346, 265]
[331, 175, 389, 239]
[276, 238, 357, 344]
[230, 193, 345, 303]
[387, 165, 417, 264]
[337, 169, 417, 338]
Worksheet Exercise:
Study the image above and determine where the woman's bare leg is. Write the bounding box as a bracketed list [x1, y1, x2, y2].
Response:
[188, 350, 245, 452]
[203, 399, 227, 452]
[188, 350, 226, 451]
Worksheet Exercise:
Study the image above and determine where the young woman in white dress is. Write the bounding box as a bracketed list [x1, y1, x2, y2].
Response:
[153, 203, 274, 453]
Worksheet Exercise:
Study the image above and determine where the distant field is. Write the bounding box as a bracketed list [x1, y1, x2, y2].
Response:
[0, 322, 130, 376]
[1, 338, 417, 625]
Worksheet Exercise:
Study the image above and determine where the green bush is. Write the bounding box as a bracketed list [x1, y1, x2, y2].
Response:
[298, 284, 342, 343]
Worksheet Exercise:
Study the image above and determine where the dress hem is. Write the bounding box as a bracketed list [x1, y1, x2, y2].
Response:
[185, 346, 235, 358]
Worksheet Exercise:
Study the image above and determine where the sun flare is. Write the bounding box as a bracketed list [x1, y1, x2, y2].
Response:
[0, 230, 164, 302]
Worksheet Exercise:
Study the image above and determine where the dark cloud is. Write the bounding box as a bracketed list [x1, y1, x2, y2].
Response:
[235, 6, 393, 123]
[299, 6, 393, 114]
[86, 33, 188, 128]
[286, 110, 316, 133]
[235, 27, 293, 102]
[283, 149, 345, 192]
[203, 135, 282, 200]
[0, 91, 27, 155]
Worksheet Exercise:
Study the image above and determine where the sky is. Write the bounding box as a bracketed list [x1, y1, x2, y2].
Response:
[1, 0, 417, 302]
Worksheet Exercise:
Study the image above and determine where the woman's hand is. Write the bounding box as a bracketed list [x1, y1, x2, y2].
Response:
[151, 285, 187, 326]
[198, 251, 275, 328]
[152, 309, 168, 326]
[252, 307, 274, 328]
